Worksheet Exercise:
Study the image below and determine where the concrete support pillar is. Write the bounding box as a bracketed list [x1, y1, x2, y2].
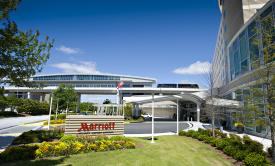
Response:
[76, 94, 81, 113]
[27, 92, 31, 99]
[40, 94, 43, 102]
[197, 103, 200, 122]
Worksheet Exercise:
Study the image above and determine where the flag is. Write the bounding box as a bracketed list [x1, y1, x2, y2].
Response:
[117, 81, 124, 89]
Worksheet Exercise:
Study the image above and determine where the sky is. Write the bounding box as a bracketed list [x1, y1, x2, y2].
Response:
[10, 0, 221, 89]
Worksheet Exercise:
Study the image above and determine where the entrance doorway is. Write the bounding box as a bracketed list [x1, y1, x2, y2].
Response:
[179, 101, 197, 121]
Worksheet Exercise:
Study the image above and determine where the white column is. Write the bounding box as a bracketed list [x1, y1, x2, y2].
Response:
[151, 93, 155, 143]
[27, 92, 30, 99]
[177, 99, 179, 135]
[197, 103, 200, 122]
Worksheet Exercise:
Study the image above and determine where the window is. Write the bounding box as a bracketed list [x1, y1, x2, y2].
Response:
[248, 21, 257, 38]
[249, 35, 260, 69]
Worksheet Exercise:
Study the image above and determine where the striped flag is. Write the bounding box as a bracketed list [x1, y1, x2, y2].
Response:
[117, 81, 124, 89]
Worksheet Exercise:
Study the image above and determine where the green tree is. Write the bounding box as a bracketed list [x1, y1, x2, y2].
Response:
[80, 102, 96, 112]
[0, 0, 53, 93]
[17, 99, 49, 115]
[242, 14, 275, 162]
[53, 84, 78, 112]
[103, 99, 112, 104]
[124, 103, 133, 119]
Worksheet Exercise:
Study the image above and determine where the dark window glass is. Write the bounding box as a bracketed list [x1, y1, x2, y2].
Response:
[248, 21, 257, 38]
[260, 6, 272, 18]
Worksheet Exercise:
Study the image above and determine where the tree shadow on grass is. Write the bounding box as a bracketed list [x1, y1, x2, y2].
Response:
[3, 156, 71, 166]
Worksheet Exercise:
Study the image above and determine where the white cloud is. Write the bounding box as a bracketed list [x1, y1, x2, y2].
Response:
[173, 61, 211, 75]
[51, 61, 101, 74]
[56, 45, 80, 54]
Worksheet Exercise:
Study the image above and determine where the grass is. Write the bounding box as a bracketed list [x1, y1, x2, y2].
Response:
[3, 136, 234, 166]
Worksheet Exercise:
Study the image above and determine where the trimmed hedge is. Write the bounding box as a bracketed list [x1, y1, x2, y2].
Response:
[244, 153, 269, 166]
[179, 129, 269, 166]
[0, 144, 39, 163]
[11, 130, 64, 145]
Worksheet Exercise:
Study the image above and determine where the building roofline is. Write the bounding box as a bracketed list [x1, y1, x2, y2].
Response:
[32, 73, 157, 82]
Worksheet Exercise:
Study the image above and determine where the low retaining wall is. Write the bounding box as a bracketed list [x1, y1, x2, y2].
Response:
[65, 115, 124, 135]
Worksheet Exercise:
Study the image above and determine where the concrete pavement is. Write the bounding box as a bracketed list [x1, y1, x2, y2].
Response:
[0, 115, 48, 131]
[0, 116, 47, 151]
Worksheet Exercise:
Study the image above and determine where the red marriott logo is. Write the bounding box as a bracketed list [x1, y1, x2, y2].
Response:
[78, 122, 115, 132]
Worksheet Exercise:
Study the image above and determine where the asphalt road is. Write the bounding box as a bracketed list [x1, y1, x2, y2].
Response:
[0, 115, 48, 149]
[0, 115, 48, 131]
[124, 122, 190, 134]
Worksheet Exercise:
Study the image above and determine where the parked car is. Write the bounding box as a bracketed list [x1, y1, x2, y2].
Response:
[141, 113, 152, 120]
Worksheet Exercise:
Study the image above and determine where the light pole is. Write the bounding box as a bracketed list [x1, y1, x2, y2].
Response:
[48, 93, 53, 130]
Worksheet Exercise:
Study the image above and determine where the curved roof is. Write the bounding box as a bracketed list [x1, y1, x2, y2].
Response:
[31, 73, 156, 82]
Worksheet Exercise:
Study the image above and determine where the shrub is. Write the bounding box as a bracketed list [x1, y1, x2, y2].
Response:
[12, 130, 64, 145]
[203, 136, 214, 144]
[17, 99, 49, 115]
[215, 139, 230, 150]
[243, 135, 264, 154]
[223, 145, 237, 156]
[179, 130, 187, 136]
[209, 138, 218, 147]
[35, 135, 136, 158]
[60, 135, 77, 143]
[214, 129, 227, 138]
[0, 144, 39, 162]
[51, 114, 66, 120]
[43, 119, 65, 125]
[124, 141, 135, 149]
[233, 150, 249, 161]
[36, 142, 68, 158]
[198, 135, 208, 141]
[244, 153, 269, 166]
[185, 130, 196, 137]
[228, 134, 243, 148]
[198, 128, 212, 136]
[191, 132, 200, 139]
[0, 111, 21, 117]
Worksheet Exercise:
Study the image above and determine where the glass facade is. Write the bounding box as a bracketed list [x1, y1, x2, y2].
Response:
[228, 3, 275, 81]
[33, 75, 120, 81]
[45, 83, 117, 88]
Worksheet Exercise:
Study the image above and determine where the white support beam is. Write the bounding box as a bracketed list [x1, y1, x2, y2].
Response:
[151, 93, 155, 143]
[197, 103, 200, 122]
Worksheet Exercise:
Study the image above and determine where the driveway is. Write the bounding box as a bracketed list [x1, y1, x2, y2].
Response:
[0, 115, 48, 131]
[124, 122, 190, 134]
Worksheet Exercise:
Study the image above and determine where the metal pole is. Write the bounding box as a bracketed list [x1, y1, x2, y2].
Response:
[48, 94, 53, 130]
[177, 99, 179, 135]
[151, 93, 155, 143]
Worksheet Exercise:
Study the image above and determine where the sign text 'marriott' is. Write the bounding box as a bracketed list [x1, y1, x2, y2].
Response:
[78, 122, 115, 132]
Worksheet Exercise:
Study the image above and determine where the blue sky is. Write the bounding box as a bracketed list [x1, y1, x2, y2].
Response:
[11, 0, 221, 88]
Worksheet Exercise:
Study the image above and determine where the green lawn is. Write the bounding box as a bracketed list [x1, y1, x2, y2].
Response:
[4, 136, 234, 166]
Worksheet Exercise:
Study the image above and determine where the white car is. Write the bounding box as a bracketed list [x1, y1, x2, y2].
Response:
[141, 113, 152, 119]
